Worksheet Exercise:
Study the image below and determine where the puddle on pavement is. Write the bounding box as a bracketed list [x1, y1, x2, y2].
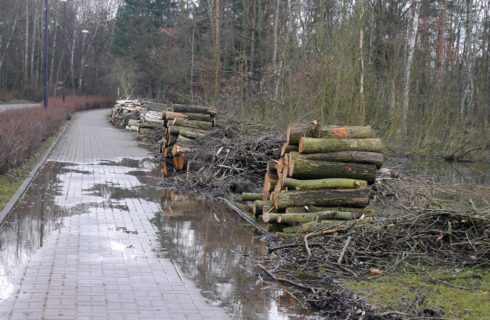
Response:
[0, 158, 317, 319]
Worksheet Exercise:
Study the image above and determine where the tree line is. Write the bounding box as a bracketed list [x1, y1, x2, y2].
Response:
[0, 0, 489, 153]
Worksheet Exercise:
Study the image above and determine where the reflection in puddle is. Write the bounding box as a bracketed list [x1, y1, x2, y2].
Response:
[0, 158, 316, 319]
[152, 190, 316, 319]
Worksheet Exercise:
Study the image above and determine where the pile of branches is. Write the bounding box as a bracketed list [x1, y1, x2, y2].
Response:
[159, 124, 283, 196]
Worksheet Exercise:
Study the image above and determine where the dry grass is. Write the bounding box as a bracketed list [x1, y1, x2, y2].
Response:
[0, 95, 114, 173]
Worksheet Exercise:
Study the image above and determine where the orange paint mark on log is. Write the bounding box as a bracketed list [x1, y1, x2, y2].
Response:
[332, 127, 349, 139]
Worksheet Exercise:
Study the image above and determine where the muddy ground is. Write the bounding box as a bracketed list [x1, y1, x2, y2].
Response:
[148, 121, 490, 319]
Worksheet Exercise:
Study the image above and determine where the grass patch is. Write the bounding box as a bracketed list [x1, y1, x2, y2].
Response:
[346, 268, 490, 320]
[0, 131, 61, 211]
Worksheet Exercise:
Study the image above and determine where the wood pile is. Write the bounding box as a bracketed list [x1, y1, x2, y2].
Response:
[244, 122, 384, 235]
[110, 100, 143, 128]
[161, 104, 218, 171]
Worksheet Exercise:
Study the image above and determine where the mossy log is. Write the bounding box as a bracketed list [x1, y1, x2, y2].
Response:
[253, 200, 274, 216]
[171, 104, 217, 115]
[283, 177, 367, 190]
[167, 126, 208, 137]
[138, 122, 163, 129]
[316, 125, 374, 139]
[285, 206, 376, 216]
[273, 189, 370, 210]
[282, 220, 354, 233]
[281, 144, 299, 156]
[168, 118, 213, 130]
[263, 211, 353, 224]
[299, 138, 383, 154]
[241, 193, 263, 202]
[286, 122, 319, 145]
[288, 159, 376, 182]
[289, 151, 383, 168]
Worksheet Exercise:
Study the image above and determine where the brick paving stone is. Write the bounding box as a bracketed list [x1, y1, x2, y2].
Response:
[0, 109, 228, 320]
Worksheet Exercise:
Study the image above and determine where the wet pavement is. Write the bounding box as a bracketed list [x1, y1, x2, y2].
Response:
[0, 109, 314, 319]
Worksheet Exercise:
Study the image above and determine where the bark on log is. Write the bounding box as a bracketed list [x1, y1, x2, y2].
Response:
[285, 207, 376, 216]
[172, 145, 193, 156]
[283, 177, 367, 190]
[252, 200, 274, 216]
[273, 189, 370, 210]
[163, 111, 189, 120]
[138, 122, 163, 129]
[168, 118, 213, 130]
[299, 138, 383, 154]
[167, 126, 208, 136]
[288, 159, 376, 182]
[169, 126, 207, 140]
[282, 220, 354, 233]
[316, 125, 374, 139]
[264, 211, 353, 224]
[241, 193, 263, 202]
[281, 144, 299, 156]
[289, 151, 383, 168]
[171, 104, 217, 115]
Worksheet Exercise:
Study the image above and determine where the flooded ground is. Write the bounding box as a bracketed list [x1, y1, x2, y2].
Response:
[385, 156, 490, 186]
[0, 158, 317, 319]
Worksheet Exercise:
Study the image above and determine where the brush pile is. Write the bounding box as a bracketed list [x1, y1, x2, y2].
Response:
[161, 104, 217, 172]
[243, 122, 385, 235]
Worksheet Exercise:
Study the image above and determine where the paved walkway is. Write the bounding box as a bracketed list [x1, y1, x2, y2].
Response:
[0, 109, 227, 320]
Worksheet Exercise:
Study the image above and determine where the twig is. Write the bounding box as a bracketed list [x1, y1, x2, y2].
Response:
[258, 264, 316, 293]
[337, 236, 352, 264]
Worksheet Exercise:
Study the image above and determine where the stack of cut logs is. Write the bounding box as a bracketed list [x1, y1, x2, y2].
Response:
[161, 104, 217, 171]
[244, 122, 383, 235]
[111, 100, 143, 128]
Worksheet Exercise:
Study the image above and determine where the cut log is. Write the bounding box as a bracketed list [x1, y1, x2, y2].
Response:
[163, 111, 189, 120]
[138, 122, 163, 129]
[273, 189, 370, 210]
[286, 122, 319, 145]
[281, 144, 299, 156]
[262, 172, 278, 201]
[299, 138, 383, 154]
[282, 220, 354, 233]
[241, 193, 263, 202]
[168, 118, 213, 130]
[274, 211, 353, 224]
[171, 104, 217, 116]
[288, 159, 376, 182]
[167, 126, 208, 136]
[289, 151, 383, 168]
[185, 113, 215, 123]
[283, 177, 367, 190]
[285, 207, 376, 216]
[172, 145, 193, 156]
[253, 200, 264, 216]
[172, 127, 206, 140]
[316, 125, 374, 139]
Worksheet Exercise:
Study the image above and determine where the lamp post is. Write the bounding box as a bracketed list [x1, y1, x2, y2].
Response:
[60, 0, 67, 102]
[43, 0, 49, 109]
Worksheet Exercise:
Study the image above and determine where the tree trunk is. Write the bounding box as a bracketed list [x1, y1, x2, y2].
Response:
[288, 151, 383, 168]
[401, 0, 420, 135]
[283, 177, 367, 190]
[24, 0, 29, 84]
[241, 193, 263, 201]
[273, 189, 370, 210]
[171, 104, 217, 115]
[299, 138, 383, 154]
[288, 159, 376, 182]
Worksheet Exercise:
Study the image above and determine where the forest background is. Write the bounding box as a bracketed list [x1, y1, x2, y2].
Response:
[0, 0, 489, 158]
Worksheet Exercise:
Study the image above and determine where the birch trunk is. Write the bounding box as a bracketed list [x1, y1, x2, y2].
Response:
[24, 0, 29, 83]
[400, 0, 420, 136]
[460, 0, 475, 124]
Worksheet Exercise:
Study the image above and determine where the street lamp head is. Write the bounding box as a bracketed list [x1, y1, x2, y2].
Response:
[82, 29, 89, 34]
[60, 0, 67, 2]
